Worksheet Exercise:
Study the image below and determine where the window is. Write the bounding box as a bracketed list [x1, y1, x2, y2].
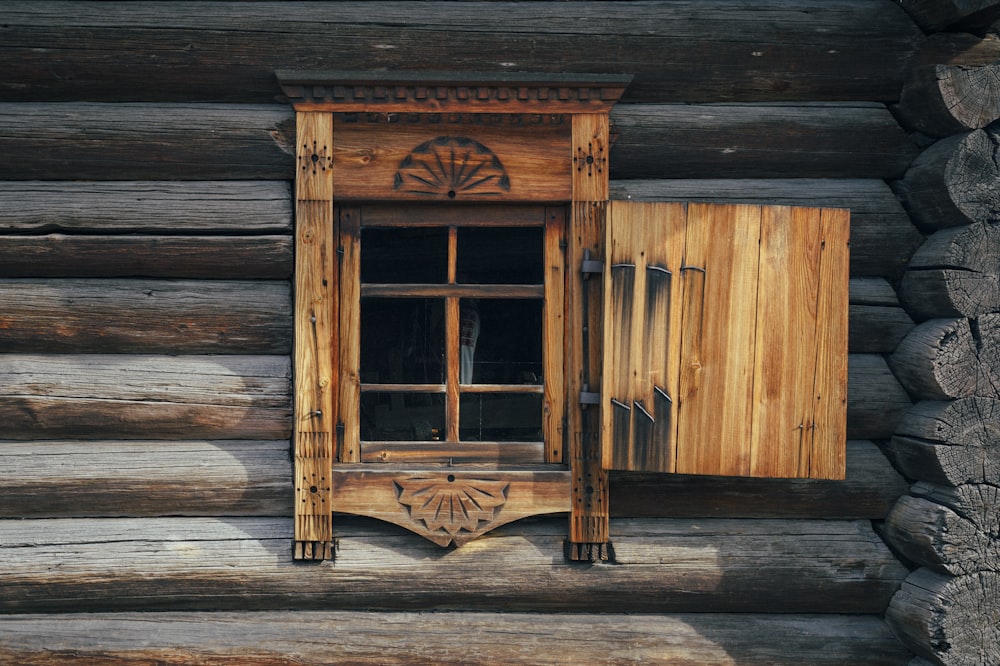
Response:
[279, 72, 848, 561]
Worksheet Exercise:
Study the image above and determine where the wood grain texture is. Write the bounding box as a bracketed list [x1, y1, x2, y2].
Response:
[849, 278, 915, 354]
[611, 178, 921, 280]
[0, 103, 918, 181]
[0, 611, 912, 666]
[847, 354, 913, 440]
[0, 1, 920, 103]
[0, 439, 905, 520]
[0, 354, 291, 440]
[895, 0, 1000, 31]
[0, 516, 907, 614]
[0, 181, 292, 233]
[0, 279, 291, 353]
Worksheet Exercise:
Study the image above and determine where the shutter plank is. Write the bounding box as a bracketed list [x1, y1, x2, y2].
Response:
[676, 204, 760, 476]
[543, 207, 567, 463]
[750, 206, 822, 478]
[809, 208, 850, 479]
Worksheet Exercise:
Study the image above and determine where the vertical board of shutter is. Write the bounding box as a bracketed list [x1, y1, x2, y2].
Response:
[543, 207, 567, 464]
[676, 204, 760, 476]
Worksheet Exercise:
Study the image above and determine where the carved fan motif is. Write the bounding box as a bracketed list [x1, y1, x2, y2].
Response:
[393, 136, 510, 197]
[394, 477, 510, 543]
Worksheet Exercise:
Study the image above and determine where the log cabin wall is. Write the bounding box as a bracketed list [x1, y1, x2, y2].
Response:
[0, 2, 994, 663]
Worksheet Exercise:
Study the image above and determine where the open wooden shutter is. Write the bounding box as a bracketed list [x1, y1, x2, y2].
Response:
[601, 201, 848, 480]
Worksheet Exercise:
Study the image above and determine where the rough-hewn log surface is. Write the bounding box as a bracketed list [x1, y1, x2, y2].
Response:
[887, 398, 1000, 486]
[887, 568, 1000, 666]
[850, 278, 915, 353]
[0, 353, 908, 441]
[0, 439, 904, 520]
[0, 1, 922, 104]
[0, 235, 293, 279]
[848, 354, 914, 439]
[0, 102, 919, 181]
[899, 222, 1000, 320]
[0, 517, 907, 614]
[611, 441, 907, 520]
[884, 483, 1000, 575]
[609, 103, 917, 179]
[893, 125, 1000, 232]
[890, 315, 1000, 400]
[895, 0, 1000, 32]
[0, 354, 291, 440]
[0, 611, 912, 666]
[610, 178, 922, 279]
[0, 280, 291, 353]
[0, 181, 292, 233]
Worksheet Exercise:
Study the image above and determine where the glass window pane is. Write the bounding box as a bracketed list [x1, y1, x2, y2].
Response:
[361, 227, 447, 283]
[361, 392, 445, 442]
[462, 298, 542, 384]
[361, 298, 445, 384]
[459, 393, 543, 442]
[457, 227, 542, 284]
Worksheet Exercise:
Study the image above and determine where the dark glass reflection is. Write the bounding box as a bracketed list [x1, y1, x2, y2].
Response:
[462, 299, 542, 384]
[361, 393, 445, 441]
[361, 227, 447, 284]
[459, 393, 543, 442]
[457, 227, 543, 284]
[360, 298, 444, 384]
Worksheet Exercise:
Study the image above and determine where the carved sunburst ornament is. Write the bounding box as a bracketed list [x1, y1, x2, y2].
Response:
[393, 136, 511, 198]
[394, 476, 510, 544]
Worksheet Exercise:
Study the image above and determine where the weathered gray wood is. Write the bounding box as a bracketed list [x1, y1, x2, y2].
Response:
[0, 103, 918, 181]
[0, 439, 902, 521]
[894, 127, 1000, 232]
[850, 278, 915, 353]
[0, 353, 907, 442]
[0, 440, 293, 518]
[884, 483, 1000, 576]
[611, 440, 908, 521]
[611, 178, 922, 279]
[0, 279, 291, 353]
[899, 223, 1000, 320]
[890, 315, 1000, 400]
[895, 0, 1000, 32]
[0, 235, 292, 279]
[848, 354, 914, 439]
[0, 181, 292, 233]
[0, 611, 912, 666]
[887, 568, 1000, 666]
[609, 103, 917, 180]
[888, 398, 1000, 486]
[0, 1, 921, 104]
[0, 354, 291, 440]
[0, 516, 907, 614]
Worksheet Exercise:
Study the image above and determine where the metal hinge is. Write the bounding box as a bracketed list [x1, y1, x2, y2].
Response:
[581, 249, 603, 277]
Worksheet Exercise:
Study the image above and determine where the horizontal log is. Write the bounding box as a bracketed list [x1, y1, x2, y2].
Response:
[850, 278, 914, 353]
[609, 103, 917, 180]
[895, 33, 1000, 137]
[611, 178, 922, 279]
[610, 440, 908, 521]
[0, 181, 292, 233]
[899, 222, 1000, 320]
[0, 279, 291, 353]
[887, 398, 1000, 486]
[890, 315, 1000, 400]
[0, 611, 912, 666]
[848, 354, 914, 440]
[0, 439, 902, 520]
[0, 235, 293, 279]
[0, 354, 291, 440]
[0, 352, 909, 442]
[0, 516, 907, 613]
[886, 568, 1000, 666]
[884, 483, 1000, 575]
[893, 126, 1000, 232]
[0, 103, 918, 181]
[0, 1, 921, 104]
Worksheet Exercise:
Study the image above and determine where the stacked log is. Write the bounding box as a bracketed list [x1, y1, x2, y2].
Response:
[883, 29, 1000, 665]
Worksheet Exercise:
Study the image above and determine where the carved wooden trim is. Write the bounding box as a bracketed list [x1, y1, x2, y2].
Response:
[393, 136, 510, 198]
[276, 71, 632, 114]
